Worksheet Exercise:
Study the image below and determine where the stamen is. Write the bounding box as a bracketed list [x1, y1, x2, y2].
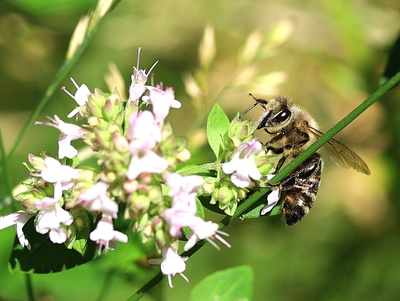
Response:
[146, 60, 159, 77]
[70, 77, 79, 89]
[136, 47, 142, 69]
[180, 273, 190, 284]
[215, 233, 232, 248]
[62, 86, 75, 99]
[206, 237, 220, 250]
[167, 275, 174, 289]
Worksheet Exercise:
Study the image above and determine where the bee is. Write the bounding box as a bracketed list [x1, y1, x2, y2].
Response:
[241, 94, 370, 225]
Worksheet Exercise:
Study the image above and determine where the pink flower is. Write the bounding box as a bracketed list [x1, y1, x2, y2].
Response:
[89, 215, 128, 254]
[162, 173, 230, 251]
[163, 205, 194, 237]
[62, 77, 91, 119]
[78, 181, 119, 218]
[35, 115, 87, 159]
[0, 211, 32, 249]
[222, 138, 262, 188]
[127, 111, 162, 153]
[142, 85, 181, 123]
[34, 197, 73, 244]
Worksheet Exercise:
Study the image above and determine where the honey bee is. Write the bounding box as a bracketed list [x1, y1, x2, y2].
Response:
[241, 94, 370, 225]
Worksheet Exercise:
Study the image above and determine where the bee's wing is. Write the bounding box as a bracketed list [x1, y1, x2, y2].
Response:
[310, 128, 371, 175]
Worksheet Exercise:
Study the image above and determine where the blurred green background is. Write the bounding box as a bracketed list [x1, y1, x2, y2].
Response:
[1, 0, 400, 300]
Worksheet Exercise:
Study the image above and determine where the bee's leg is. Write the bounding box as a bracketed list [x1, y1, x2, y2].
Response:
[275, 155, 287, 172]
[266, 146, 283, 154]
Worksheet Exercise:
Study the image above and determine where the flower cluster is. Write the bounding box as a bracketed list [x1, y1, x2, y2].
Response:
[0, 50, 277, 288]
[202, 116, 277, 215]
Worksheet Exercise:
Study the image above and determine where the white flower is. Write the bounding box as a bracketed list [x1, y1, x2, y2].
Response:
[126, 111, 168, 180]
[0, 211, 32, 249]
[34, 197, 73, 244]
[127, 150, 169, 180]
[89, 215, 128, 254]
[184, 217, 231, 251]
[165, 173, 203, 214]
[78, 181, 119, 218]
[35, 115, 87, 159]
[222, 138, 262, 188]
[38, 157, 80, 200]
[149, 247, 189, 289]
[142, 85, 181, 123]
[62, 77, 91, 119]
[128, 48, 158, 102]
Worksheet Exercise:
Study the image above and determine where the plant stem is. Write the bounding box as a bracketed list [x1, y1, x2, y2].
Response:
[0, 130, 15, 208]
[26, 274, 35, 301]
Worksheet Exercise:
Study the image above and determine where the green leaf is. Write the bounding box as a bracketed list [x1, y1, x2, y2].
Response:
[206, 103, 230, 159]
[190, 265, 253, 301]
[196, 197, 206, 219]
[9, 217, 97, 274]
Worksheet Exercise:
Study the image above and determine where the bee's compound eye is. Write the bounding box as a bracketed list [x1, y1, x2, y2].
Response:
[273, 108, 291, 123]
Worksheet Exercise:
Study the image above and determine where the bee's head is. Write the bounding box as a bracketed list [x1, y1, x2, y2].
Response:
[255, 96, 292, 132]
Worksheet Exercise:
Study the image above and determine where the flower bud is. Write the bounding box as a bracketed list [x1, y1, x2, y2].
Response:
[27, 154, 46, 169]
[103, 93, 123, 122]
[113, 133, 129, 153]
[176, 148, 191, 162]
[210, 182, 239, 215]
[131, 191, 151, 212]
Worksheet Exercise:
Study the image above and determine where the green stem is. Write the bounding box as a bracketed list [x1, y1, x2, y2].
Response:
[26, 274, 35, 301]
[126, 273, 164, 301]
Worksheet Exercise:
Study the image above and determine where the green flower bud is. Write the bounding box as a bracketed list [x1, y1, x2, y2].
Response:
[103, 91, 123, 122]
[210, 181, 239, 215]
[227, 116, 258, 143]
[131, 191, 151, 212]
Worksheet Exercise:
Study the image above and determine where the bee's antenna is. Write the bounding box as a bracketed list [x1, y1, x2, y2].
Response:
[239, 93, 268, 118]
[240, 102, 259, 118]
[248, 93, 257, 100]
